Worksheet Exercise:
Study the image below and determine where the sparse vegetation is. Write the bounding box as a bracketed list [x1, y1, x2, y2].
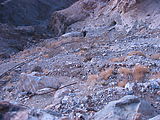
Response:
[118, 67, 132, 76]
[43, 54, 50, 58]
[86, 74, 99, 90]
[117, 65, 150, 82]
[127, 51, 145, 57]
[118, 79, 128, 87]
[0, 0, 160, 119]
[99, 67, 114, 80]
[87, 74, 99, 81]
[110, 56, 126, 62]
[150, 53, 160, 60]
[132, 64, 149, 82]
[82, 1, 97, 10]
[150, 72, 160, 79]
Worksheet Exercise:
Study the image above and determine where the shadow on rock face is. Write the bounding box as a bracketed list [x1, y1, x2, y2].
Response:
[0, 0, 78, 26]
[0, 23, 51, 59]
[0, 0, 78, 59]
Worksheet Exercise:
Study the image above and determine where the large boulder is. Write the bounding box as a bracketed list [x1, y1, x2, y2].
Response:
[17, 72, 74, 94]
[92, 95, 157, 120]
[18, 72, 62, 93]
[49, 0, 98, 36]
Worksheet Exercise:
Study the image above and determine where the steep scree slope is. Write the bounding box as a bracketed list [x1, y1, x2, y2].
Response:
[0, 0, 160, 120]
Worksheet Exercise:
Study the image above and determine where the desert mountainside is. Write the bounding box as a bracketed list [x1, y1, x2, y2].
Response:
[0, 0, 160, 120]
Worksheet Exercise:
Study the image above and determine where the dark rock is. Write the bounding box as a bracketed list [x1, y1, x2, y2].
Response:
[0, 101, 11, 113]
[0, 23, 46, 56]
[0, 0, 78, 26]
[0, 53, 10, 60]
[31, 66, 43, 73]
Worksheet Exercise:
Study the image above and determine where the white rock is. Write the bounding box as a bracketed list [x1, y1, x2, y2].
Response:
[125, 82, 135, 91]
[35, 88, 53, 95]
[54, 88, 71, 99]
[61, 96, 71, 104]
[60, 31, 84, 38]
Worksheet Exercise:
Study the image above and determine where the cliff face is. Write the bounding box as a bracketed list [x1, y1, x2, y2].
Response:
[0, 0, 78, 26]
[0, 0, 78, 58]
[49, 0, 160, 36]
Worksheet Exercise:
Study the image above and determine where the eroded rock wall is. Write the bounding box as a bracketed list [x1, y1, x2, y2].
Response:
[0, 0, 78, 26]
[49, 0, 160, 37]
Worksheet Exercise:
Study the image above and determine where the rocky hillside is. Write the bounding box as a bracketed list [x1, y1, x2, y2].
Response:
[0, 0, 78, 59]
[0, 0, 160, 120]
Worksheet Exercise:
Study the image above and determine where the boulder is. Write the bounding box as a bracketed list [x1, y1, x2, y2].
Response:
[18, 72, 62, 93]
[92, 95, 157, 120]
[49, 0, 98, 36]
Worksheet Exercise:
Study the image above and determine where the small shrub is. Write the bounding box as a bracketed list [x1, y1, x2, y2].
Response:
[46, 41, 61, 48]
[99, 68, 114, 80]
[87, 74, 99, 81]
[43, 54, 50, 58]
[118, 67, 132, 81]
[150, 72, 160, 79]
[150, 53, 160, 60]
[133, 113, 142, 120]
[132, 64, 149, 82]
[45, 39, 67, 48]
[110, 56, 126, 62]
[127, 51, 145, 57]
[43, 69, 50, 75]
[118, 79, 128, 87]
[22, 49, 31, 55]
[118, 67, 132, 76]
[87, 74, 99, 87]
[82, 1, 97, 11]
[3, 75, 12, 81]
